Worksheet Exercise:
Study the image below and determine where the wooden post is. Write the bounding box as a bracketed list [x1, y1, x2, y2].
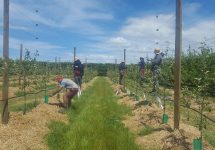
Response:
[73, 47, 76, 63]
[123, 49, 126, 90]
[174, 0, 182, 130]
[85, 58, 87, 82]
[85, 58, 87, 70]
[114, 59, 117, 71]
[55, 57, 57, 63]
[124, 49, 126, 63]
[20, 44, 23, 61]
[18, 44, 23, 86]
[72, 47, 76, 79]
[2, 0, 10, 124]
[114, 59, 117, 82]
[58, 57, 61, 72]
[146, 52, 149, 73]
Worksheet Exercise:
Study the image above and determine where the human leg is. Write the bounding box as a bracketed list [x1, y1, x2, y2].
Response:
[152, 68, 160, 93]
[62, 94, 69, 108]
[140, 69, 144, 77]
[74, 76, 79, 85]
[63, 89, 78, 108]
[119, 72, 124, 85]
[78, 76, 82, 89]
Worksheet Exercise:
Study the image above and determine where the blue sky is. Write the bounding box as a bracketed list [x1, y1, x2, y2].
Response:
[1, 0, 215, 63]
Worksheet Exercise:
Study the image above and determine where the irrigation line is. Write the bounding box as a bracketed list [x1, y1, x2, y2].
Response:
[165, 98, 215, 124]
[0, 87, 56, 101]
[103, 75, 215, 124]
[124, 81, 215, 124]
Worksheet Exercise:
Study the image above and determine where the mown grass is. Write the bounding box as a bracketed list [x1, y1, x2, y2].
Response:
[204, 130, 215, 147]
[46, 77, 141, 150]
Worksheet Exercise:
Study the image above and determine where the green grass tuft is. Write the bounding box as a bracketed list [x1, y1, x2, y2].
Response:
[204, 130, 215, 147]
[138, 125, 154, 136]
[13, 100, 40, 112]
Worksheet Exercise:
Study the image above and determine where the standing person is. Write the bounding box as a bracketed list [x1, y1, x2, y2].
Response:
[150, 48, 163, 93]
[139, 57, 145, 77]
[118, 61, 126, 85]
[73, 57, 83, 89]
[49, 75, 79, 109]
[138, 57, 145, 86]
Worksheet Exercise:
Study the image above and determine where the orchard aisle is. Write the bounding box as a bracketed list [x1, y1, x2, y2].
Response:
[47, 77, 140, 150]
[0, 78, 95, 150]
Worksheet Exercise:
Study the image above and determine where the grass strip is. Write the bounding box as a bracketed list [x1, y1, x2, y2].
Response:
[46, 77, 141, 150]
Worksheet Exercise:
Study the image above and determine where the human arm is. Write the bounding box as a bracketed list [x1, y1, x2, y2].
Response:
[49, 86, 63, 97]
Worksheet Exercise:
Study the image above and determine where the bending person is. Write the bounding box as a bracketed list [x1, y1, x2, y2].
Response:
[49, 75, 79, 109]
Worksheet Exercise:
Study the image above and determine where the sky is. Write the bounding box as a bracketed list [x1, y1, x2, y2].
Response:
[0, 0, 215, 63]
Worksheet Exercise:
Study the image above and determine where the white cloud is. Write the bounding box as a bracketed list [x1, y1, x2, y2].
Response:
[57, 0, 113, 21]
[183, 19, 215, 49]
[83, 54, 115, 63]
[91, 12, 215, 63]
[120, 14, 175, 41]
[0, 0, 116, 61]
[109, 36, 130, 46]
[59, 51, 116, 63]
[10, 3, 56, 27]
[10, 25, 32, 32]
[0, 1, 3, 19]
[9, 0, 113, 35]
[11, 38, 63, 51]
[109, 14, 175, 61]
[73, 14, 176, 63]
[0, 34, 65, 60]
[2, 1, 215, 64]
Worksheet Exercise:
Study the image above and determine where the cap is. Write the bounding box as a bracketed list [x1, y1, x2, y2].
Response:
[55, 75, 63, 82]
[154, 48, 160, 54]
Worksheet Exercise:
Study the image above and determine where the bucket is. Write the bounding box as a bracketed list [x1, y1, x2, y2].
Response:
[162, 114, 169, 124]
[44, 95, 49, 103]
[193, 138, 202, 150]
